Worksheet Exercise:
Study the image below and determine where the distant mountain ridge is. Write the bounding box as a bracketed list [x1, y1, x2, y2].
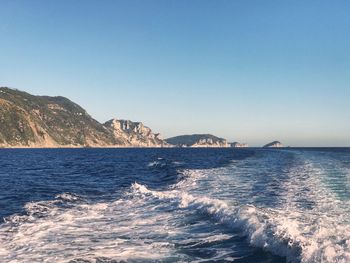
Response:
[165, 134, 228, 147]
[0, 87, 168, 147]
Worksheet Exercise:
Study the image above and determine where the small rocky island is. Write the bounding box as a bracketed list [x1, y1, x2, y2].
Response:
[263, 141, 283, 148]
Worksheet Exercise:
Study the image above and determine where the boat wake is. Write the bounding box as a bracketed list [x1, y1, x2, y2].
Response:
[1, 150, 350, 263]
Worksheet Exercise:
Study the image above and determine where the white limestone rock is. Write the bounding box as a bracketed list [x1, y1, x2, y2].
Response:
[230, 142, 248, 148]
[104, 119, 170, 147]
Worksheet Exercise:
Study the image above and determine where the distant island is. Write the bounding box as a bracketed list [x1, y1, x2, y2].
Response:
[165, 134, 228, 147]
[0, 87, 283, 148]
[263, 141, 284, 148]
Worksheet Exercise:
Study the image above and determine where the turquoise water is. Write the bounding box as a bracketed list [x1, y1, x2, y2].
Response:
[0, 148, 349, 262]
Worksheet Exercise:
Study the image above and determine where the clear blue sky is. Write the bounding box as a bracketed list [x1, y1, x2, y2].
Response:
[1, 0, 350, 146]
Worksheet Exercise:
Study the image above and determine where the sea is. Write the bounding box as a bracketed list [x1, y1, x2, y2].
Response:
[0, 148, 350, 263]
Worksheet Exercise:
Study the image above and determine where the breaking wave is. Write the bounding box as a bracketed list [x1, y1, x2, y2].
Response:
[131, 182, 350, 263]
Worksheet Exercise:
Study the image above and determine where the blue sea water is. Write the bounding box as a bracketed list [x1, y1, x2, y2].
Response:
[1, 148, 350, 263]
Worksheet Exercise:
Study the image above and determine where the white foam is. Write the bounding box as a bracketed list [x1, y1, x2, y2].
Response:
[132, 180, 350, 263]
[0, 194, 178, 262]
[56, 192, 83, 202]
[132, 183, 302, 259]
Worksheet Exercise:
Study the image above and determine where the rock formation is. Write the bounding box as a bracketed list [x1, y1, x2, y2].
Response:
[230, 142, 248, 148]
[165, 134, 228, 148]
[104, 119, 170, 147]
[263, 141, 283, 148]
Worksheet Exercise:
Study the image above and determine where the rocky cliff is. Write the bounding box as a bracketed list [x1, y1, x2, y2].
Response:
[104, 119, 170, 147]
[165, 134, 228, 148]
[230, 142, 248, 148]
[263, 141, 283, 148]
[0, 87, 168, 148]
